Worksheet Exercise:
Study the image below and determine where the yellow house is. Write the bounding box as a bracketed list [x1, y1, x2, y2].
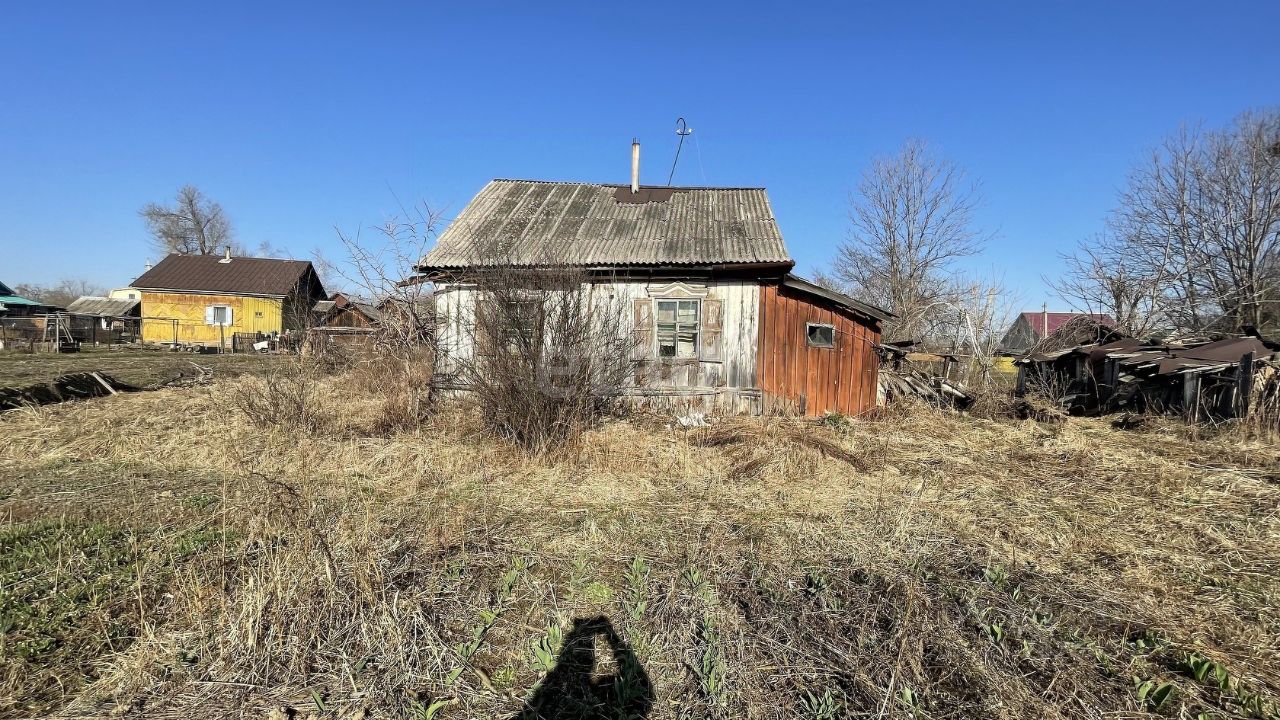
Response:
[131, 252, 326, 348]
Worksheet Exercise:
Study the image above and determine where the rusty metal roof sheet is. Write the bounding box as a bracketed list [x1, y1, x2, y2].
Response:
[417, 179, 793, 271]
[133, 254, 323, 297]
[1170, 337, 1271, 362]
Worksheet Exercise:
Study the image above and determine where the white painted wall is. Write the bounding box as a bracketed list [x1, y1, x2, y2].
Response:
[433, 278, 762, 409]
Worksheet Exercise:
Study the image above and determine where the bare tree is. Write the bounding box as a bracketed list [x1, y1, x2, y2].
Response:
[140, 185, 235, 256]
[1047, 232, 1168, 337]
[333, 202, 442, 426]
[1056, 110, 1280, 337]
[831, 139, 991, 343]
[12, 279, 108, 308]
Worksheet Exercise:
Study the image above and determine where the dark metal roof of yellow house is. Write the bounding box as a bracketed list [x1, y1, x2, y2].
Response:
[132, 254, 323, 297]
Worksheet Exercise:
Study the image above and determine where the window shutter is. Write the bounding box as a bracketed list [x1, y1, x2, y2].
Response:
[475, 300, 495, 358]
[224, 306, 233, 326]
[204, 306, 215, 325]
[632, 298, 653, 360]
[699, 298, 723, 362]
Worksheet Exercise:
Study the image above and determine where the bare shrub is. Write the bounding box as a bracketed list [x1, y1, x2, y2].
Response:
[447, 264, 638, 453]
[343, 346, 436, 434]
[229, 360, 329, 432]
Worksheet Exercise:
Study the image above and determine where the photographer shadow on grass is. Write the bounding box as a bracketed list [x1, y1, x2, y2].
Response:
[510, 616, 652, 720]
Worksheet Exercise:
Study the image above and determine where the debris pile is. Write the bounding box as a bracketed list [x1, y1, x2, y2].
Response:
[0, 373, 136, 410]
[1016, 335, 1280, 421]
[877, 342, 975, 410]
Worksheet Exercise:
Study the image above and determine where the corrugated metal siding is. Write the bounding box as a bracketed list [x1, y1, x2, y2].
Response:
[758, 283, 881, 416]
[419, 180, 791, 269]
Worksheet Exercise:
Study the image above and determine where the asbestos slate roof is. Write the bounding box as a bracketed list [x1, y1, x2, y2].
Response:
[132, 254, 320, 297]
[65, 296, 140, 317]
[417, 179, 793, 271]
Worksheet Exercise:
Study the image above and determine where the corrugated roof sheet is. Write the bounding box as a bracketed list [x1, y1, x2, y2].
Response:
[65, 296, 140, 317]
[132, 254, 320, 297]
[417, 179, 793, 270]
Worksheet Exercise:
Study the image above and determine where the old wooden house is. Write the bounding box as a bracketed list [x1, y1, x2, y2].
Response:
[131, 251, 326, 348]
[418, 174, 892, 416]
[1000, 310, 1118, 354]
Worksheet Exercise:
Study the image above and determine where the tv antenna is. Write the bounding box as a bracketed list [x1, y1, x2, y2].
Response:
[667, 117, 693, 186]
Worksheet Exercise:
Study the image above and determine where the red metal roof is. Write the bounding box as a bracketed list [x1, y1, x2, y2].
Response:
[1020, 311, 1115, 338]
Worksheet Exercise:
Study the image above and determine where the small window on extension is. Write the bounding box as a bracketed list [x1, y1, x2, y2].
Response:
[807, 323, 835, 348]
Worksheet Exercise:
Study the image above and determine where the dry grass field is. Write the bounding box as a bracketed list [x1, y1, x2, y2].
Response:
[0, 347, 278, 388]
[1, 368, 1278, 719]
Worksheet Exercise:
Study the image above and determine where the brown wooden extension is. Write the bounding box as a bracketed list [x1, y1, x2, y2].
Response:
[757, 283, 882, 416]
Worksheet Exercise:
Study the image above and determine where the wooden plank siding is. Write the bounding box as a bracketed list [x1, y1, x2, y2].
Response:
[140, 291, 284, 346]
[757, 283, 881, 416]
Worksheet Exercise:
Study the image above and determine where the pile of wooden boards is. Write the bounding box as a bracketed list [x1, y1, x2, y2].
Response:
[0, 372, 133, 410]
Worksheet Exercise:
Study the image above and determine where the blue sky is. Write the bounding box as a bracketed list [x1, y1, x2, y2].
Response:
[2, 1, 1277, 307]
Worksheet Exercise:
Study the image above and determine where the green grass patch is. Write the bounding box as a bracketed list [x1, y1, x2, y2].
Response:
[0, 519, 221, 717]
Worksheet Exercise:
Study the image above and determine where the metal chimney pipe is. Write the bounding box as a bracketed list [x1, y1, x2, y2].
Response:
[631, 138, 640, 193]
[225, 245, 232, 261]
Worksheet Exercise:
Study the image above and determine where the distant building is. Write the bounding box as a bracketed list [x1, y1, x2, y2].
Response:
[64, 296, 143, 343]
[129, 251, 326, 348]
[109, 287, 141, 301]
[1001, 310, 1117, 354]
[312, 292, 383, 329]
[0, 280, 59, 316]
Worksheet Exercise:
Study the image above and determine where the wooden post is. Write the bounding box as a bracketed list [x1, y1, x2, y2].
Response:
[1183, 372, 1201, 423]
[1236, 352, 1255, 419]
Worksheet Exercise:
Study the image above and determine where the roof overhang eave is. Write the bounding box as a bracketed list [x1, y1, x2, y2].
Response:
[780, 274, 896, 323]
[133, 286, 290, 300]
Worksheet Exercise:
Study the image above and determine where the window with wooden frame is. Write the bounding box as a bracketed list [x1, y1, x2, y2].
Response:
[501, 298, 542, 352]
[806, 322, 835, 348]
[656, 299, 699, 358]
[205, 305, 233, 326]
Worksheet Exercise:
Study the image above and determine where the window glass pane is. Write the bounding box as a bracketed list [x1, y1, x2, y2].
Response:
[656, 301, 677, 323]
[677, 329, 697, 357]
[807, 324, 834, 347]
[657, 325, 676, 356]
[677, 301, 698, 324]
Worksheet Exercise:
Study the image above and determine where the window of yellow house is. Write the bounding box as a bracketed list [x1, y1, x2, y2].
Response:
[206, 305, 233, 326]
